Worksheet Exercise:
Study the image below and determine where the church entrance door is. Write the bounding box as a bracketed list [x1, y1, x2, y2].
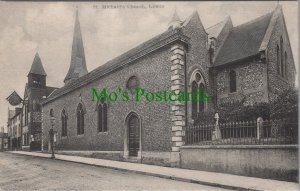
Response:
[128, 115, 140, 157]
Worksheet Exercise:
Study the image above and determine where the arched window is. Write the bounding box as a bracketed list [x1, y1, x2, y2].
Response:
[277, 45, 281, 75]
[61, 109, 67, 137]
[229, 70, 237, 93]
[280, 37, 284, 77]
[103, 103, 107, 132]
[199, 83, 205, 112]
[191, 81, 198, 119]
[50, 109, 54, 117]
[98, 99, 108, 132]
[126, 76, 139, 94]
[36, 103, 41, 112]
[191, 71, 206, 119]
[285, 52, 288, 78]
[77, 103, 84, 135]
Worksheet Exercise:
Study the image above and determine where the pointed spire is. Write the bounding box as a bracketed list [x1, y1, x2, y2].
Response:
[168, 9, 182, 30]
[64, 9, 88, 84]
[28, 52, 47, 76]
[171, 10, 180, 23]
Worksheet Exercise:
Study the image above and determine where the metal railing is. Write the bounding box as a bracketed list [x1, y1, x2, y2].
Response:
[185, 119, 298, 145]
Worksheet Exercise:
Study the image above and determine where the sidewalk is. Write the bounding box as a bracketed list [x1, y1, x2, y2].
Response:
[10, 151, 298, 191]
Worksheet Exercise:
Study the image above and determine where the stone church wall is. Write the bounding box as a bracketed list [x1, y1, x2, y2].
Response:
[216, 61, 268, 106]
[266, 13, 296, 103]
[42, 46, 174, 153]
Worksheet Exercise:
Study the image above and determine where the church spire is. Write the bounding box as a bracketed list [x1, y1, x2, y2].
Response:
[168, 10, 181, 30]
[28, 52, 46, 76]
[64, 9, 88, 84]
[28, 52, 47, 88]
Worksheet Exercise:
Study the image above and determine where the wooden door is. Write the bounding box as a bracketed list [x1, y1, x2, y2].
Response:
[128, 115, 140, 157]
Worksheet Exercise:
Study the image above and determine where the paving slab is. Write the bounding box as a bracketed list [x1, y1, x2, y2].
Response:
[10, 151, 298, 191]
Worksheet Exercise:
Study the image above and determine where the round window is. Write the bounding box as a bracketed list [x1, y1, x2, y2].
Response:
[126, 76, 139, 94]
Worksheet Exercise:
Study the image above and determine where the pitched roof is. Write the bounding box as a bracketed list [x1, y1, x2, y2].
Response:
[28, 53, 47, 76]
[206, 16, 230, 39]
[43, 28, 188, 104]
[45, 86, 58, 97]
[214, 12, 273, 67]
[64, 10, 88, 83]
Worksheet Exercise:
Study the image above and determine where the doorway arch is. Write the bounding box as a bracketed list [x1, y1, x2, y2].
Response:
[124, 112, 141, 158]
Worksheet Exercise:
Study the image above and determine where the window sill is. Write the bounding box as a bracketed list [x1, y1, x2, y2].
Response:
[61, 136, 68, 139]
[228, 91, 238, 95]
[77, 134, 84, 137]
[97, 131, 108, 135]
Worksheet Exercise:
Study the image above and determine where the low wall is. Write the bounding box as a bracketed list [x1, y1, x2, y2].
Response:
[54, 150, 176, 167]
[180, 145, 298, 182]
[55, 150, 124, 161]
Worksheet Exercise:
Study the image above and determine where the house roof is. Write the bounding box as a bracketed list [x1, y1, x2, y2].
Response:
[28, 52, 47, 76]
[214, 12, 273, 67]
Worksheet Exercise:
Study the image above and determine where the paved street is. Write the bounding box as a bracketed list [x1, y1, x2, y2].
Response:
[0, 152, 229, 191]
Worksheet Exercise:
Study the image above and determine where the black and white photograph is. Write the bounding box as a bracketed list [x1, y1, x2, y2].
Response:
[0, 1, 298, 190]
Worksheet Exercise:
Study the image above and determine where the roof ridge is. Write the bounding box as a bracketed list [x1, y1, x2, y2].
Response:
[93, 29, 173, 69]
[206, 17, 228, 30]
[43, 28, 185, 104]
[233, 11, 274, 30]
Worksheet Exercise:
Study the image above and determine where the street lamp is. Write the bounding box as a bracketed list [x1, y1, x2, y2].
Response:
[49, 116, 56, 159]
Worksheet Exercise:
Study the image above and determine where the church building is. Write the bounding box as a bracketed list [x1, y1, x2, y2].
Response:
[41, 6, 296, 165]
[22, 53, 57, 150]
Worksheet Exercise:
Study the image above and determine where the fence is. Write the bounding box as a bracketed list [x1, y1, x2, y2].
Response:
[185, 118, 298, 145]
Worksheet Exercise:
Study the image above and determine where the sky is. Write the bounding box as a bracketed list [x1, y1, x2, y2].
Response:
[0, 1, 298, 132]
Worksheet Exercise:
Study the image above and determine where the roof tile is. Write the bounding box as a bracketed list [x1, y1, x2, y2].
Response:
[214, 12, 273, 66]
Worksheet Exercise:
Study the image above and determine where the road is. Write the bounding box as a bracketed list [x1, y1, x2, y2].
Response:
[0, 152, 229, 191]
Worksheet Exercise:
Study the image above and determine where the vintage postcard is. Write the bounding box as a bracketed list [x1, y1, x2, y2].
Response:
[0, 1, 298, 190]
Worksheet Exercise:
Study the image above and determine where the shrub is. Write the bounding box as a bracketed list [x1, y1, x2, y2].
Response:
[195, 101, 270, 125]
[270, 87, 298, 122]
[194, 87, 298, 125]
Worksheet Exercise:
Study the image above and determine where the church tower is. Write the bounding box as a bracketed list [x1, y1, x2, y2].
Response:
[64, 10, 88, 84]
[28, 52, 47, 88]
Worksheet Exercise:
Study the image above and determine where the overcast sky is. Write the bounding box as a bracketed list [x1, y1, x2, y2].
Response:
[0, 1, 298, 131]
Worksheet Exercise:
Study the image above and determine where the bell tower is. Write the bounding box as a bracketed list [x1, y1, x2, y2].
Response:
[28, 52, 46, 89]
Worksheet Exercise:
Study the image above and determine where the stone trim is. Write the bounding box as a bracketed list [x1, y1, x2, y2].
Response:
[170, 44, 186, 153]
[181, 144, 298, 149]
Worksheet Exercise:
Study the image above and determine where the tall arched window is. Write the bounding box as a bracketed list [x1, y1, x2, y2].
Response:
[191, 71, 206, 119]
[199, 83, 205, 112]
[277, 45, 281, 75]
[61, 109, 67, 137]
[229, 70, 237, 93]
[97, 99, 108, 132]
[285, 52, 288, 78]
[280, 37, 284, 77]
[77, 103, 84, 135]
[191, 81, 198, 119]
[50, 109, 54, 117]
